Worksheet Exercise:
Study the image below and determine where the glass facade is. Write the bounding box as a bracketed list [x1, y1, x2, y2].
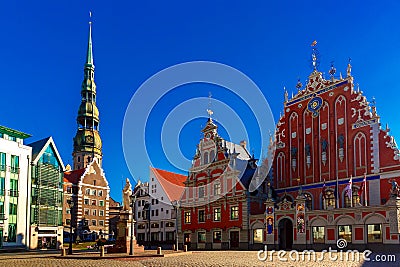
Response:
[31, 144, 63, 227]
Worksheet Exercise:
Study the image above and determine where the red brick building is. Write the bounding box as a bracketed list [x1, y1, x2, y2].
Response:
[179, 117, 266, 250]
[267, 47, 400, 250]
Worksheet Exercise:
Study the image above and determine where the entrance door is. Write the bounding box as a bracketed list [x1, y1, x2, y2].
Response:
[184, 233, 191, 249]
[278, 218, 293, 249]
[229, 231, 239, 249]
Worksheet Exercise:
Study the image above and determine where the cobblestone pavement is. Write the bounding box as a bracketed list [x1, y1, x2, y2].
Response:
[0, 251, 399, 267]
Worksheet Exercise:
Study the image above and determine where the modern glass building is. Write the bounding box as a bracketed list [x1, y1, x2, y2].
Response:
[28, 137, 65, 249]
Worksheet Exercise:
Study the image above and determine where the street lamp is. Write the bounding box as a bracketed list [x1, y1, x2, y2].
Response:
[67, 198, 75, 255]
[172, 200, 180, 251]
[129, 194, 137, 255]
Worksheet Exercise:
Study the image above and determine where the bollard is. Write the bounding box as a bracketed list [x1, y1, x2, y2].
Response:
[157, 247, 162, 255]
[61, 248, 66, 256]
[100, 246, 105, 257]
[172, 244, 176, 251]
[183, 245, 188, 252]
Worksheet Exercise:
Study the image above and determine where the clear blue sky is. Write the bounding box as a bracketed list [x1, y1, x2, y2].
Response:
[1, 1, 400, 202]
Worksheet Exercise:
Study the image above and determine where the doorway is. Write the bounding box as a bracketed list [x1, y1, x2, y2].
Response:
[229, 231, 239, 249]
[278, 218, 293, 249]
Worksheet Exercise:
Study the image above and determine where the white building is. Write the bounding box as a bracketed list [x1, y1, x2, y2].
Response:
[0, 125, 32, 249]
[133, 167, 186, 247]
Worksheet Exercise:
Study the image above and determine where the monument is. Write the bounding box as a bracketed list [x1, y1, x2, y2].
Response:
[108, 178, 144, 253]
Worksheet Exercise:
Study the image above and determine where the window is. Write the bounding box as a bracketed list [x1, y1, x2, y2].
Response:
[84, 198, 89, 205]
[198, 210, 205, 223]
[66, 186, 72, 194]
[98, 190, 103, 197]
[253, 229, 263, 243]
[85, 189, 90, 195]
[156, 199, 159, 204]
[324, 190, 335, 209]
[99, 210, 104, 216]
[151, 232, 159, 241]
[66, 219, 71, 225]
[338, 225, 352, 242]
[199, 184, 205, 198]
[8, 223, 16, 242]
[198, 232, 206, 243]
[213, 207, 221, 221]
[91, 199, 96, 206]
[156, 209, 159, 216]
[152, 199, 155, 205]
[9, 179, 18, 197]
[0, 177, 4, 196]
[92, 189, 96, 196]
[91, 219, 96, 226]
[10, 155, 19, 173]
[203, 152, 209, 165]
[166, 221, 174, 227]
[230, 206, 239, 220]
[312, 226, 325, 243]
[99, 200, 104, 207]
[92, 210, 97, 216]
[344, 187, 360, 208]
[214, 183, 221, 196]
[9, 203, 17, 215]
[184, 211, 191, 223]
[66, 208, 71, 214]
[138, 224, 146, 229]
[93, 180, 96, 186]
[99, 220, 104, 226]
[213, 231, 221, 243]
[138, 201, 141, 207]
[0, 152, 6, 171]
[209, 150, 215, 163]
[304, 193, 312, 210]
[367, 224, 382, 243]
[151, 223, 159, 228]
[84, 209, 89, 215]
[161, 208, 163, 212]
[166, 210, 169, 214]
[151, 210, 154, 217]
[166, 231, 174, 241]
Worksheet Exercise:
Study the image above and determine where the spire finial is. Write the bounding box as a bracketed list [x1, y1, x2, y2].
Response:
[347, 57, 352, 77]
[311, 40, 319, 72]
[86, 11, 94, 67]
[207, 92, 213, 119]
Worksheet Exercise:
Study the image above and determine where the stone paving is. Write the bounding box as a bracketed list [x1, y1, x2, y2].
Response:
[0, 250, 399, 267]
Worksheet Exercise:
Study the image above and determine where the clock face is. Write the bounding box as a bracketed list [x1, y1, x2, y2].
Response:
[85, 135, 94, 143]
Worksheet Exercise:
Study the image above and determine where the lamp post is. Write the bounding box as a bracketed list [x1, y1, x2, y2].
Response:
[129, 194, 137, 255]
[172, 200, 180, 251]
[67, 198, 74, 255]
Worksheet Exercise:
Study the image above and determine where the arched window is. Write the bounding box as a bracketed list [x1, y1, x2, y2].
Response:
[344, 186, 360, 208]
[203, 152, 209, 165]
[324, 190, 335, 209]
[209, 150, 215, 163]
[304, 193, 313, 210]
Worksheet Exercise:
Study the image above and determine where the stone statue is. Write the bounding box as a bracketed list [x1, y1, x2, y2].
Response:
[122, 178, 132, 211]
[389, 179, 400, 197]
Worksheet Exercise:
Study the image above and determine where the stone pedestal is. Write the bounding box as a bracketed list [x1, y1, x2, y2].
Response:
[107, 211, 144, 253]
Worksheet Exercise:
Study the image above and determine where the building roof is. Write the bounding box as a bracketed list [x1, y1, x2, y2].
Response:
[151, 167, 187, 202]
[64, 168, 85, 184]
[0, 125, 31, 139]
[224, 140, 251, 160]
[27, 136, 65, 170]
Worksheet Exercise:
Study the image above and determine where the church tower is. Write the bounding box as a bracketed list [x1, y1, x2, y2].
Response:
[73, 16, 102, 170]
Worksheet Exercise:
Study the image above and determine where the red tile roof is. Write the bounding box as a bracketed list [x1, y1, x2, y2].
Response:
[64, 168, 85, 184]
[151, 167, 186, 202]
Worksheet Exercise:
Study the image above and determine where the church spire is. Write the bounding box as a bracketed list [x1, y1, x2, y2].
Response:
[72, 12, 102, 170]
[86, 12, 94, 67]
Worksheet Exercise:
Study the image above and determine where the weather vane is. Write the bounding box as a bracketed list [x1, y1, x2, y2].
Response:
[207, 92, 213, 118]
[311, 40, 319, 71]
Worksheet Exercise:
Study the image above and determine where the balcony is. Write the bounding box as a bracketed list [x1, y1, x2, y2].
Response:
[9, 190, 19, 197]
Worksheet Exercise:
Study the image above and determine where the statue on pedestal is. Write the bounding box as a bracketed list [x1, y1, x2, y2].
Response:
[122, 178, 132, 211]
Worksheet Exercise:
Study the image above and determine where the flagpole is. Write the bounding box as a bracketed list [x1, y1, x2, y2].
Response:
[350, 175, 353, 208]
[336, 176, 339, 208]
[364, 173, 368, 206]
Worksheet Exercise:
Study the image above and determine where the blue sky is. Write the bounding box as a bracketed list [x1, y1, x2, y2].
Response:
[1, 1, 400, 202]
